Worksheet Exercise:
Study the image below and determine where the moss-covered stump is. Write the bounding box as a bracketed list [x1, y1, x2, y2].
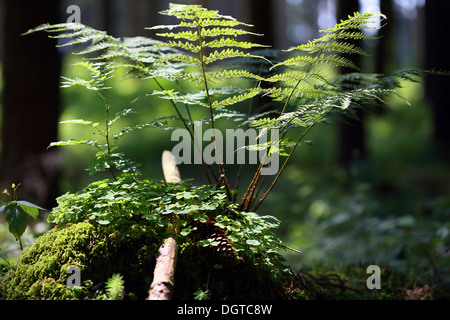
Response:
[0, 222, 159, 300]
[0, 221, 317, 300]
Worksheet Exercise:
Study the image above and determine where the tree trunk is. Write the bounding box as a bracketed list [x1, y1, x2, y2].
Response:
[425, 1, 450, 160]
[336, 0, 365, 167]
[1, 0, 62, 208]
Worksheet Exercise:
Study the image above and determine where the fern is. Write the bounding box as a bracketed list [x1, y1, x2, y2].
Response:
[240, 12, 393, 210]
[28, 5, 445, 212]
[145, 3, 273, 196]
[25, 24, 181, 179]
[146, 3, 268, 114]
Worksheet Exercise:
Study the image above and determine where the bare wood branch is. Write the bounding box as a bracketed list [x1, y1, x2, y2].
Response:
[147, 151, 180, 300]
[161, 150, 181, 183]
[147, 236, 178, 300]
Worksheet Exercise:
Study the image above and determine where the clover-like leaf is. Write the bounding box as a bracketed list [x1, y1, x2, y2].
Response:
[5, 206, 29, 240]
[246, 239, 261, 246]
[15, 200, 46, 219]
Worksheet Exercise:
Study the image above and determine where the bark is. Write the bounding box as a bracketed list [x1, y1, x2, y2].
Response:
[161, 150, 181, 184]
[425, 1, 450, 160]
[147, 236, 178, 300]
[0, 0, 61, 208]
[147, 151, 181, 300]
[336, 0, 365, 167]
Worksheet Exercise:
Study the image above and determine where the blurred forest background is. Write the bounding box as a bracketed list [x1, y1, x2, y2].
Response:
[1, 0, 449, 296]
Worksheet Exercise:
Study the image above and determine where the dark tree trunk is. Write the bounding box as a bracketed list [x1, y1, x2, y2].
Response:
[375, 0, 395, 74]
[246, 0, 275, 46]
[1, 0, 62, 208]
[425, 1, 450, 160]
[336, 0, 365, 167]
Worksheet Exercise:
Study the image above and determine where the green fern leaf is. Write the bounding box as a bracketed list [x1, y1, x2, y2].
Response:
[49, 139, 104, 149]
[211, 88, 262, 109]
[205, 69, 265, 84]
[271, 53, 358, 71]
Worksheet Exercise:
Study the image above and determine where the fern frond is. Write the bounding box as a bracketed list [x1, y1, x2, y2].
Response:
[327, 11, 386, 32]
[322, 30, 378, 41]
[203, 49, 255, 65]
[26, 23, 113, 49]
[152, 89, 209, 108]
[266, 71, 332, 86]
[60, 119, 100, 128]
[262, 86, 328, 102]
[156, 53, 201, 66]
[272, 53, 358, 70]
[200, 109, 247, 125]
[212, 88, 262, 109]
[49, 139, 104, 149]
[114, 119, 176, 140]
[271, 11, 386, 76]
[205, 69, 265, 84]
[148, 3, 267, 104]
[205, 38, 266, 49]
[156, 3, 243, 24]
[27, 23, 182, 82]
[288, 40, 367, 56]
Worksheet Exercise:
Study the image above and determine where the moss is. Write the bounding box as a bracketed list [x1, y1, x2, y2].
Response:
[0, 221, 159, 300]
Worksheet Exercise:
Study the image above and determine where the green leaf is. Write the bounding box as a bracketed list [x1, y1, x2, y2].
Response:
[49, 139, 103, 149]
[97, 220, 111, 225]
[192, 212, 209, 222]
[180, 225, 196, 236]
[15, 200, 45, 219]
[197, 239, 211, 247]
[5, 206, 28, 240]
[246, 239, 261, 246]
[60, 119, 100, 128]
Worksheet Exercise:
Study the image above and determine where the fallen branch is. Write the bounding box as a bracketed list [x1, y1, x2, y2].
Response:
[147, 151, 181, 300]
[148, 236, 178, 300]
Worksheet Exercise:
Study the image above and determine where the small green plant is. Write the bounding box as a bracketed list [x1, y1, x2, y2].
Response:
[105, 273, 125, 300]
[0, 184, 46, 250]
[50, 173, 286, 276]
[193, 287, 210, 300]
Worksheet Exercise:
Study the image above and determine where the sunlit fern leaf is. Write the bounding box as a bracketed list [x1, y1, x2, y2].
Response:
[266, 71, 332, 87]
[205, 69, 265, 84]
[152, 89, 209, 108]
[211, 88, 262, 109]
[262, 86, 329, 102]
[271, 12, 386, 73]
[330, 11, 387, 31]
[271, 53, 359, 71]
[49, 139, 104, 149]
[146, 3, 267, 114]
[205, 38, 267, 50]
[290, 40, 368, 56]
[26, 23, 181, 79]
[200, 109, 247, 125]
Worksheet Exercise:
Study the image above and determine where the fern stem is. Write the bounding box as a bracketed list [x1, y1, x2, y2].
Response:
[98, 90, 117, 180]
[253, 113, 323, 211]
[155, 78, 218, 184]
[241, 36, 335, 210]
[196, 19, 232, 200]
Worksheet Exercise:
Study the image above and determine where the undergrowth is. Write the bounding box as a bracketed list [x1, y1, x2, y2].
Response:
[2, 3, 447, 300]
